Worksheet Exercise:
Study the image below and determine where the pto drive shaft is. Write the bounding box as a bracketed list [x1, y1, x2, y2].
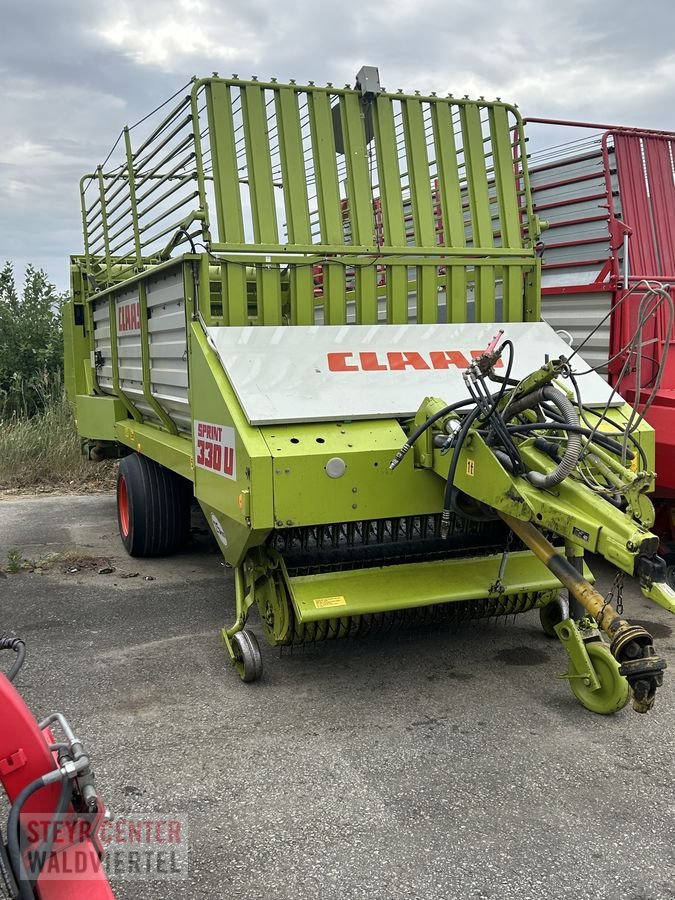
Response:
[499, 513, 667, 712]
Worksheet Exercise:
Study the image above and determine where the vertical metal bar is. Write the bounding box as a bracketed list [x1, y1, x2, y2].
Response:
[241, 83, 282, 325]
[492, 102, 523, 320]
[80, 178, 93, 279]
[460, 103, 495, 320]
[138, 281, 178, 434]
[429, 102, 467, 323]
[401, 98, 437, 323]
[123, 127, 143, 269]
[204, 82, 244, 243]
[307, 89, 345, 324]
[401, 98, 436, 247]
[241, 84, 279, 242]
[97, 167, 113, 282]
[275, 87, 314, 324]
[205, 81, 248, 325]
[188, 84, 212, 244]
[340, 92, 378, 323]
[489, 106, 522, 249]
[502, 265, 524, 322]
[372, 96, 407, 323]
[198, 253, 212, 322]
[523, 261, 541, 321]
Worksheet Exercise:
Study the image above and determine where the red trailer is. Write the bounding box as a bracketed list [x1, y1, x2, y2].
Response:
[524, 118, 675, 580]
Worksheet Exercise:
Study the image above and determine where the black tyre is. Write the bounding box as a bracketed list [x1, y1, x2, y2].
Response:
[117, 453, 191, 557]
[664, 553, 675, 590]
[232, 630, 263, 682]
[539, 595, 569, 638]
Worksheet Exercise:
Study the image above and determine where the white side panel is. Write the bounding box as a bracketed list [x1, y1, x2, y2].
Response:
[205, 322, 623, 426]
[92, 271, 191, 432]
[114, 285, 158, 423]
[530, 145, 620, 375]
[147, 271, 191, 432]
[542, 293, 613, 375]
[92, 301, 114, 394]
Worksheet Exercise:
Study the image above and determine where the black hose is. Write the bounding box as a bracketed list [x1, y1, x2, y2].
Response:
[481, 340, 515, 427]
[391, 343, 515, 470]
[0, 638, 25, 683]
[539, 401, 648, 469]
[389, 398, 474, 469]
[505, 385, 582, 488]
[26, 778, 70, 885]
[405, 398, 474, 447]
[441, 405, 484, 532]
[7, 774, 56, 900]
[505, 421, 634, 459]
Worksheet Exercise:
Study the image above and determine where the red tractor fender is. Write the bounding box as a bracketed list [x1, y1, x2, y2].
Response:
[0, 673, 114, 899]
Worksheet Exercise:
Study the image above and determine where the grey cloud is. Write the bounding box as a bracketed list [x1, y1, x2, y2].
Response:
[2, 0, 675, 290]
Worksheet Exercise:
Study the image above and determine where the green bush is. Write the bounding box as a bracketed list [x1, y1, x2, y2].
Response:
[0, 262, 66, 418]
[0, 261, 115, 490]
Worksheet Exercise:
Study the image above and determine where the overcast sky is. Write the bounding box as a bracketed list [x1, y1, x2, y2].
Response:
[2, 0, 675, 292]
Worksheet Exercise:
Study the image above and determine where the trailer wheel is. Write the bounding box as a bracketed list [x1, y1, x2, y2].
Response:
[231, 630, 263, 683]
[117, 453, 191, 557]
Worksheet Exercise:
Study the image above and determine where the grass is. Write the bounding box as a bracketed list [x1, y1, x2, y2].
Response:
[0, 392, 116, 491]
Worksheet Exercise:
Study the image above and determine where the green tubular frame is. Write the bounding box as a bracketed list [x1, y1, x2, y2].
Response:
[75, 74, 541, 328]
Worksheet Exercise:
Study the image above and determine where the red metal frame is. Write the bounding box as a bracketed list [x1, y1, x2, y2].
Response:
[524, 116, 675, 515]
[0, 673, 114, 898]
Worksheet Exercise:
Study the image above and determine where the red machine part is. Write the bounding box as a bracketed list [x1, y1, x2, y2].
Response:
[0, 673, 114, 899]
[524, 117, 675, 548]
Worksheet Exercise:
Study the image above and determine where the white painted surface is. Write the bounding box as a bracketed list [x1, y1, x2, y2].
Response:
[206, 322, 622, 425]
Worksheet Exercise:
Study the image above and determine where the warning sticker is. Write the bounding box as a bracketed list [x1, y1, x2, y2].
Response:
[194, 421, 236, 480]
[313, 596, 347, 609]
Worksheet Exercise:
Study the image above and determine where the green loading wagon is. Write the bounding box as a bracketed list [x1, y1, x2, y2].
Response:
[64, 67, 674, 712]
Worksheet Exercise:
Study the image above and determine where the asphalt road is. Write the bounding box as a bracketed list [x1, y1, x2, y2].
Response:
[1, 494, 674, 900]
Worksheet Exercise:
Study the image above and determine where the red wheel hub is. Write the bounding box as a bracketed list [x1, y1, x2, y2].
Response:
[118, 475, 130, 537]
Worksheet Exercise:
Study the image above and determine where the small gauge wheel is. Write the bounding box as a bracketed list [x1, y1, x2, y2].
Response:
[539, 595, 569, 638]
[568, 642, 630, 714]
[231, 630, 263, 683]
[664, 553, 675, 590]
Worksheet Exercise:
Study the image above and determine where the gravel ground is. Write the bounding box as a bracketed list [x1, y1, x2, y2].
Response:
[1, 494, 674, 900]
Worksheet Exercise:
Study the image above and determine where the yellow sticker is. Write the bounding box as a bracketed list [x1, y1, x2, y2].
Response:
[313, 596, 347, 609]
[466, 459, 475, 476]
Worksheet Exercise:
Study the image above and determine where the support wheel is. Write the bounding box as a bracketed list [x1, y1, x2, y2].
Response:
[664, 553, 675, 590]
[568, 642, 630, 715]
[117, 453, 191, 557]
[539, 596, 569, 638]
[232, 630, 263, 683]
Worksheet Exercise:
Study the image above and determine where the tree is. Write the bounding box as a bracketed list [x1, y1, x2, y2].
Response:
[0, 262, 66, 417]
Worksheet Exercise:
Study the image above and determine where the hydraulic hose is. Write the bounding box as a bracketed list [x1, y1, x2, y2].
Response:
[389, 398, 473, 470]
[505, 421, 633, 459]
[0, 638, 25, 683]
[7, 757, 89, 899]
[30, 777, 70, 883]
[441, 404, 484, 535]
[507, 385, 582, 489]
[7, 770, 63, 900]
